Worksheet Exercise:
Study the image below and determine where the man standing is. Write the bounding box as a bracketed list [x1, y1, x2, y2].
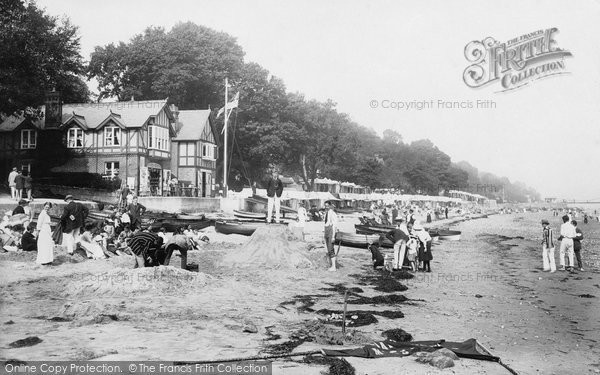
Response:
[8, 167, 18, 200]
[572, 220, 584, 271]
[444, 206, 449, 219]
[323, 201, 338, 271]
[559, 215, 576, 271]
[14, 170, 24, 201]
[386, 222, 409, 270]
[127, 196, 146, 230]
[61, 195, 89, 255]
[266, 171, 284, 224]
[541, 219, 556, 272]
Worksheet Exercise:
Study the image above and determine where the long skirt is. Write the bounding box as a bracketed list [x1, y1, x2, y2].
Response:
[79, 241, 106, 259]
[36, 228, 54, 264]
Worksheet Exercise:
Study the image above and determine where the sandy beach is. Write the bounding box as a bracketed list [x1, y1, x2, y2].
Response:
[1, 211, 599, 374]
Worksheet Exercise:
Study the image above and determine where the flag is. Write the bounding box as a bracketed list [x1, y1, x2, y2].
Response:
[217, 92, 240, 118]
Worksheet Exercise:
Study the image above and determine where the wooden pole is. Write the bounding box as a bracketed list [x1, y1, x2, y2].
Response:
[223, 77, 228, 198]
[341, 290, 348, 335]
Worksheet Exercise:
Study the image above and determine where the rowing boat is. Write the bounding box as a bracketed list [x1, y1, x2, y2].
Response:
[438, 230, 462, 241]
[233, 210, 267, 220]
[335, 231, 394, 248]
[214, 220, 269, 236]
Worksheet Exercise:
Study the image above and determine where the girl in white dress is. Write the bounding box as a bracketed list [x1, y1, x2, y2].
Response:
[36, 202, 54, 265]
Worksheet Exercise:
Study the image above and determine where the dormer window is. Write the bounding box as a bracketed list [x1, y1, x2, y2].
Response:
[104, 126, 120, 146]
[67, 128, 84, 148]
[21, 129, 36, 149]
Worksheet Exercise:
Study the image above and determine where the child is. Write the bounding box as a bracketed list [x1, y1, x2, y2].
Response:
[406, 237, 418, 272]
[368, 239, 385, 270]
[21, 223, 37, 252]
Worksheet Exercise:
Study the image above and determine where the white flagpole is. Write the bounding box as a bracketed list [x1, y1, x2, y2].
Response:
[223, 77, 228, 198]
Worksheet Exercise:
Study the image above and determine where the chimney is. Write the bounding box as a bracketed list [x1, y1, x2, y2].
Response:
[44, 90, 62, 129]
[169, 104, 179, 121]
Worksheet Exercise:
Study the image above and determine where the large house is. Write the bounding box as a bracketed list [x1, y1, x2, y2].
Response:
[0, 98, 219, 197]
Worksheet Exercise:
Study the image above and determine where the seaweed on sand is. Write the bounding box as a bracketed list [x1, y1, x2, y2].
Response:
[316, 308, 405, 326]
[301, 354, 356, 375]
[320, 283, 364, 294]
[279, 294, 331, 313]
[382, 328, 413, 342]
[347, 294, 408, 305]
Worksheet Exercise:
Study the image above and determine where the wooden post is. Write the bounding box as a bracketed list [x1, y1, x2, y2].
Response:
[342, 290, 348, 335]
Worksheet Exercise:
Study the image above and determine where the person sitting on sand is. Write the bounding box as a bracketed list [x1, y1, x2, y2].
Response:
[21, 223, 37, 252]
[79, 223, 108, 260]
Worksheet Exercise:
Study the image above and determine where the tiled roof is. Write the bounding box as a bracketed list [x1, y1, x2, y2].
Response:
[174, 110, 211, 141]
[0, 115, 44, 132]
[62, 99, 169, 129]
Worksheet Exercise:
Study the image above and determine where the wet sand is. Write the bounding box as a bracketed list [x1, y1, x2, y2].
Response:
[1, 212, 599, 374]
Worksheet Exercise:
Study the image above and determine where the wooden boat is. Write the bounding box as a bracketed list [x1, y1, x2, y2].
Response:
[355, 224, 392, 235]
[233, 210, 267, 220]
[176, 213, 206, 221]
[245, 195, 297, 215]
[438, 230, 462, 241]
[149, 219, 213, 233]
[214, 220, 268, 236]
[335, 231, 394, 248]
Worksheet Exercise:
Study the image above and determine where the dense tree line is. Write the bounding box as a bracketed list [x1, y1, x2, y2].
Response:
[1, 5, 539, 202]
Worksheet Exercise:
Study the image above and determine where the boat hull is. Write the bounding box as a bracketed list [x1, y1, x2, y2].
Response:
[335, 231, 394, 248]
[438, 230, 462, 241]
[215, 220, 269, 236]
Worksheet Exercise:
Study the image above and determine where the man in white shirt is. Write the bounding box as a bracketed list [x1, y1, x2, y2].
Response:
[559, 215, 576, 271]
[323, 201, 338, 271]
[7, 167, 17, 200]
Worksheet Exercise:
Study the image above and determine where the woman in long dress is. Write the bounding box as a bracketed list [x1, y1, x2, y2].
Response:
[36, 202, 54, 265]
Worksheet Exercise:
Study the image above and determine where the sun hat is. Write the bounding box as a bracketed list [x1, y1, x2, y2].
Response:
[64, 195, 74, 201]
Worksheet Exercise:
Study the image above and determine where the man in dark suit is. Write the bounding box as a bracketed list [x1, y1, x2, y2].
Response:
[61, 195, 89, 255]
[266, 171, 284, 224]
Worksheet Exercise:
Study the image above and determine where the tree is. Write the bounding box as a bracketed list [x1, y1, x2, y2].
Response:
[0, 0, 89, 115]
[88, 22, 245, 109]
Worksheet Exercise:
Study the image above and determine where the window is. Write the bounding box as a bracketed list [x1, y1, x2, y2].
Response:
[202, 143, 216, 160]
[104, 126, 120, 146]
[148, 125, 169, 151]
[104, 162, 119, 178]
[179, 142, 195, 166]
[21, 163, 31, 175]
[67, 128, 84, 148]
[21, 129, 36, 149]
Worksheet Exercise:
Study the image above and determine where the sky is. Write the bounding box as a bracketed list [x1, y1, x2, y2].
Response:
[36, 0, 600, 201]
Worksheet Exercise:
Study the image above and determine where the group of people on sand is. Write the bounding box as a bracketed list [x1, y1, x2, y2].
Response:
[378, 218, 433, 273]
[1, 193, 209, 270]
[541, 213, 586, 273]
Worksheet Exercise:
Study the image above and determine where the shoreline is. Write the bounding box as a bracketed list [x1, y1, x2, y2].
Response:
[1, 211, 599, 374]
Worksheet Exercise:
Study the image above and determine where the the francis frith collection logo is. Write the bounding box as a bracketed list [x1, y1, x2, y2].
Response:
[463, 28, 572, 92]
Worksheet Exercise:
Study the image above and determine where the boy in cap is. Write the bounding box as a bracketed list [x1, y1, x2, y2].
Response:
[541, 219, 556, 272]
